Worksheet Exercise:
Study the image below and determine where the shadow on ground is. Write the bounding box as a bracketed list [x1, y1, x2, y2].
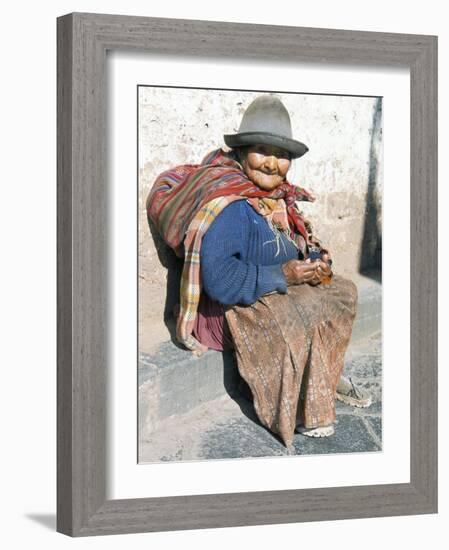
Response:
[139, 332, 382, 463]
[25, 514, 56, 531]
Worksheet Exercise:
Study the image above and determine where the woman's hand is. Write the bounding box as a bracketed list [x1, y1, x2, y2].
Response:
[282, 251, 333, 287]
[282, 259, 321, 286]
[320, 249, 331, 264]
[308, 258, 333, 286]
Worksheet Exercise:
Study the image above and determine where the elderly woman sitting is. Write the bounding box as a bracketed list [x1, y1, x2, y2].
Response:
[147, 95, 370, 447]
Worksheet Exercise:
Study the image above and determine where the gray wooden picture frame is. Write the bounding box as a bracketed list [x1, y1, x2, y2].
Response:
[57, 12, 438, 537]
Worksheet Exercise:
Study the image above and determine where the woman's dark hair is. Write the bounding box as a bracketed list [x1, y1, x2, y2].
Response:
[232, 145, 292, 164]
[231, 146, 248, 164]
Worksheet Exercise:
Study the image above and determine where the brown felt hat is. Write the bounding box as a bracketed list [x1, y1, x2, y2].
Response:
[224, 95, 309, 159]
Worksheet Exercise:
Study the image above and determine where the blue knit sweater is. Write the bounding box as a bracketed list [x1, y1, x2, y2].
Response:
[200, 200, 299, 306]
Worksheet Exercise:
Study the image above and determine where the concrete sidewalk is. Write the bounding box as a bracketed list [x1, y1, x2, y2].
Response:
[138, 270, 382, 447]
[139, 332, 381, 462]
[139, 266, 382, 463]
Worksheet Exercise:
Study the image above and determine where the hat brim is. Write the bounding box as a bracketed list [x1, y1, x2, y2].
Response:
[223, 132, 308, 159]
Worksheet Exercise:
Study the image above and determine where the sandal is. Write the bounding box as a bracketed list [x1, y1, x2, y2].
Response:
[336, 376, 372, 408]
[296, 425, 335, 438]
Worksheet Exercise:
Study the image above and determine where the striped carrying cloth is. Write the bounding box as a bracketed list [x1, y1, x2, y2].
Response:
[147, 148, 315, 355]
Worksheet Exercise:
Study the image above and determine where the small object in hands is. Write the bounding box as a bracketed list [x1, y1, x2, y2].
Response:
[308, 246, 322, 262]
[308, 245, 332, 265]
[308, 246, 333, 284]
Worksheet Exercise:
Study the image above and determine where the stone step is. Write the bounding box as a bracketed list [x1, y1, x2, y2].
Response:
[139, 345, 237, 438]
[350, 270, 382, 342]
[139, 270, 381, 439]
[139, 332, 382, 462]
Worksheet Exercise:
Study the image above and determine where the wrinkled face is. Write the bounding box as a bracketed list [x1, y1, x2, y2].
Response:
[239, 144, 291, 191]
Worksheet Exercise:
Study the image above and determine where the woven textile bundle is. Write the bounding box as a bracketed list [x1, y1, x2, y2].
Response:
[147, 148, 314, 354]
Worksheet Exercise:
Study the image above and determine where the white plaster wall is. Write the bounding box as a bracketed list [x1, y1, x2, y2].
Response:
[138, 87, 382, 351]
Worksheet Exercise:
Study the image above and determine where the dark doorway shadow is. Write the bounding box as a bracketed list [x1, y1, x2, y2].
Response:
[359, 97, 383, 278]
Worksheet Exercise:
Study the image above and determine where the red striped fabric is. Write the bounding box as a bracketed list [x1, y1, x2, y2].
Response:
[146, 148, 315, 354]
[147, 149, 314, 255]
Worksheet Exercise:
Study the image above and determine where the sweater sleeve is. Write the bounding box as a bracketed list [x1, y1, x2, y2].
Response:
[200, 201, 287, 306]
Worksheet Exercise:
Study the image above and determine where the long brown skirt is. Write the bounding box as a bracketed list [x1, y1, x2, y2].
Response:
[225, 275, 358, 446]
